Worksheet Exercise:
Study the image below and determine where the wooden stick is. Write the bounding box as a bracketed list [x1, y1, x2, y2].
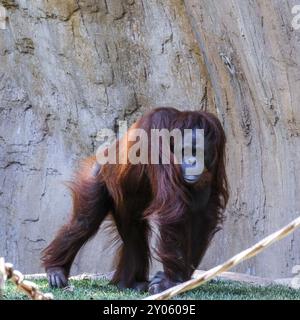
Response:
[145, 216, 300, 300]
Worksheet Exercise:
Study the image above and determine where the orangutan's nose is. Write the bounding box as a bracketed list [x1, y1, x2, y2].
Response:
[186, 157, 197, 166]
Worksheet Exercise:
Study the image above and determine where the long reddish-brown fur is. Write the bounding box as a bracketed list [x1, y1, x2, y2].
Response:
[41, 107, 228, 290]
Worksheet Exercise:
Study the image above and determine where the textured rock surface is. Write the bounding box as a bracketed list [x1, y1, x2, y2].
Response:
[184, 0, 300, 278]
[0, 0, 299, 278]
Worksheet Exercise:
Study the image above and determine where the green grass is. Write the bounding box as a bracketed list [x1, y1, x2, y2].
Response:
[2, 278, 300, 300]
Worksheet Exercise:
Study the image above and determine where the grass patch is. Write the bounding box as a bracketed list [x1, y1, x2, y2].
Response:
[2, 278, 300, 300]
